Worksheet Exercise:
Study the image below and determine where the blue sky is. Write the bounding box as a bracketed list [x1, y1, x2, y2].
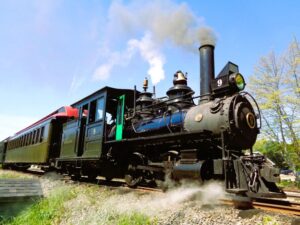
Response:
[0, 0, 299, 140]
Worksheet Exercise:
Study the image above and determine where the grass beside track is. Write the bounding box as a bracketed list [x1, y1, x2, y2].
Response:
[2, 186, 75, 225]
[1, 169, 296, 225]
[0, 169, 32, 179]
[0, 176, 156, 225]
[277, 180, 300, 191]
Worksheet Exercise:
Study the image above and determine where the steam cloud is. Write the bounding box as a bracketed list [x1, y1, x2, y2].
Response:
[128, 33, 165, 85]
[61, 181, 225, 224]
[93, 0, 216, 85]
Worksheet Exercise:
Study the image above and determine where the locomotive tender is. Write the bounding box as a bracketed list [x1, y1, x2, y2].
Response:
[0, 44, 285, 198]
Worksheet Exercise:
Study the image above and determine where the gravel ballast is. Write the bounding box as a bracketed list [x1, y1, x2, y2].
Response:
[0, 169, 298, 225]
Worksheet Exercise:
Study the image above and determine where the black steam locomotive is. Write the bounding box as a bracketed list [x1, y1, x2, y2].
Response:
[0, 44, 285, 198]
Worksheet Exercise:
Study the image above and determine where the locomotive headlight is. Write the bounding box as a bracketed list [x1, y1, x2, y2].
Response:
[211, 70, 246, 96]
[229, 73, 246, 91]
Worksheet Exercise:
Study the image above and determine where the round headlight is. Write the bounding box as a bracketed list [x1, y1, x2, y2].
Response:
[234, 73, 245, 90]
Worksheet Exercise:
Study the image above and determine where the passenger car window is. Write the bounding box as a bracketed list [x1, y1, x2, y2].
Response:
[35, 129, 40, 143]
[40, 127, 44, 142]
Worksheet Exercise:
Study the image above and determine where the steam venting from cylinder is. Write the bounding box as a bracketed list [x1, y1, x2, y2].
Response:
[199, 45, 215, 103]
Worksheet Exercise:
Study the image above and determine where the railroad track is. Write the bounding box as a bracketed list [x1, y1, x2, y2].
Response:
[252, 200, 300, 216]
[5, 168, 163, 194]
[3, 169, 300, 215]
[58, 175, 300, 216]
[284, 191, 300, 199]
[222, 197, 300, 216]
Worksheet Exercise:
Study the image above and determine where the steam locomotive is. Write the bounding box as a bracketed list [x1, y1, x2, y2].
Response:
[0, 44, 285, 198]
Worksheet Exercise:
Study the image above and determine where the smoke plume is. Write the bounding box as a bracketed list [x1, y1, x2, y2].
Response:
[128, 33, 165, 85]
[93, 0, 217, 85]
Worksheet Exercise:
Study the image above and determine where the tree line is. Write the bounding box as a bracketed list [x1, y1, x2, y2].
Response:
[249, 37, 300, 170]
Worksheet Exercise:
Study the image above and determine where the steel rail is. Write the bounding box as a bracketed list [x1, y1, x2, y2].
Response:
[252, 201, 300, 216]
[221, 198, 300, 216]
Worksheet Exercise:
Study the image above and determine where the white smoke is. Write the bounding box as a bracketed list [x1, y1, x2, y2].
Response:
[128, 33, 165, 84]
[61, 181, 225, 224]
[93, 44, 136, 81]
[198, 26, 217, 46]
[93, 0, 216, 85]
[0, 114, 38, 140]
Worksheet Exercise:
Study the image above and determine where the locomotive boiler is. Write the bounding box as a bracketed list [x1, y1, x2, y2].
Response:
[0, 44, 285, 199]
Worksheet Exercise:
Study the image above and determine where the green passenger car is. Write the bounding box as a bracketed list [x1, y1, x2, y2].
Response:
[2, 107, 78, 168]
[0, 139, 8, 165]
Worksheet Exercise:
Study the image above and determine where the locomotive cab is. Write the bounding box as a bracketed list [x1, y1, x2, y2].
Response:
[56, 87, 138, 180]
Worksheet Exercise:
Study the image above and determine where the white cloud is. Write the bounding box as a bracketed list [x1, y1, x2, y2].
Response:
[92, 44, 136, 81]
[93, 33, 165, 84]
[93, 64, 112, 81]
[128, 34, 165, 85]
[0, 114, 38, 140]
[69, 73, 87, 95]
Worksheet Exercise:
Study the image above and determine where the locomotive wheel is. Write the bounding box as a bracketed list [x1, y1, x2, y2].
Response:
[1, 164, 9, 170]
[87, 173, 98, 181]
[125, 174, 143, 188]
[14, 164, 30, 171]
[71, 173, 81, 181]
[70, 168, 82, 181]
[125, 153, 145, 188]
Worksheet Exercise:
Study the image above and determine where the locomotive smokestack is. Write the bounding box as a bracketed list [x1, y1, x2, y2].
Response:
[199, 44, 215, 103]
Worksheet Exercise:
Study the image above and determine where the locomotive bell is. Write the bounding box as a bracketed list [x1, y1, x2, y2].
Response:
[173, 71, 187, 85]
[166, 70, 194, 111]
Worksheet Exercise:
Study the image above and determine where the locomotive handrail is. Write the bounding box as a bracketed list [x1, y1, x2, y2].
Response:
[105, 130, 214, 145]
[163, 111, 173, 133]
[240, 91, 262, 129]
[130, 91, 196, 113]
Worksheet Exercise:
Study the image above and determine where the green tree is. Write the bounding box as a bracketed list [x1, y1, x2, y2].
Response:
[249, 38, 300, 169]
[253, 139, 287, 168]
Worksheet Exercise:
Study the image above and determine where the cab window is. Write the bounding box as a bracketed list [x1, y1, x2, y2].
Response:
[89, 97, 104, 123]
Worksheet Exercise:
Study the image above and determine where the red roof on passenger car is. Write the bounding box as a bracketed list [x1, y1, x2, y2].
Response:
[15, 106, 78, 136]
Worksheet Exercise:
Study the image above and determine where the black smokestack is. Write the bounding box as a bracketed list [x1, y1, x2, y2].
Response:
[199, 44, 215, 103]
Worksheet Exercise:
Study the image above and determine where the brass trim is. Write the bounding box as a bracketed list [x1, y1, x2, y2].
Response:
[246, 112, 256, 129]
[195, 114, 203, 122]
